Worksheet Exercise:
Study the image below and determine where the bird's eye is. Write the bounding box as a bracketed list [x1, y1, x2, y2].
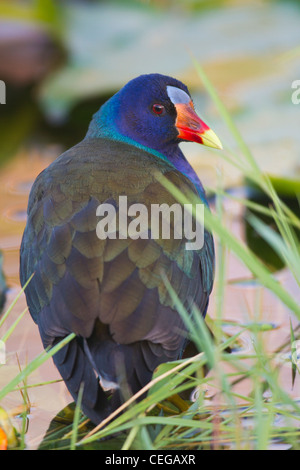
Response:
[152, 104, 165, 115]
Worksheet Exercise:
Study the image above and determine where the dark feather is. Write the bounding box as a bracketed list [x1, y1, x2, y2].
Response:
[20, 137, 214, 424]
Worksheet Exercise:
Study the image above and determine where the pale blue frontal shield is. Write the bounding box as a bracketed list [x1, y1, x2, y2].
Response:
[166, 85, 191, 105]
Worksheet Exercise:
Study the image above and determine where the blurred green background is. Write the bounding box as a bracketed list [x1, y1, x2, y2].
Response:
[0, 0, 300, 173]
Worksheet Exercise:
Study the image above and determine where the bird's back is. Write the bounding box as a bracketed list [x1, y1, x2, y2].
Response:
[20, 137, 214, 423]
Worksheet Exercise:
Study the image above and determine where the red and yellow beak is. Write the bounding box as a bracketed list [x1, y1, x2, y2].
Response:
[175, 101, 223, 150]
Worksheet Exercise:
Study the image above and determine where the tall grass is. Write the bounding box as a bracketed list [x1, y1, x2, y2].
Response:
[0, 60, 300, 450]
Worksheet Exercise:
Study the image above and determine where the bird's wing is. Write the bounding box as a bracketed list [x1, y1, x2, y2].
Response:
[20, 138, 214, 422]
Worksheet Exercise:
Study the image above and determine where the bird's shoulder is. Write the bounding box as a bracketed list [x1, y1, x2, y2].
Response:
[26, 137, 201, 230]
[30, 138, 175, 199]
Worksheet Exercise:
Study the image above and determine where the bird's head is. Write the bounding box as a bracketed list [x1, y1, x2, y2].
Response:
[87, 73, 222, 155]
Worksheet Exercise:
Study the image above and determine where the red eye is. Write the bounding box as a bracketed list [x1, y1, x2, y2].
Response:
[152, 104, 165, 115]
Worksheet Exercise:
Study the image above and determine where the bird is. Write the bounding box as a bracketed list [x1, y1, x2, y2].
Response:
[20, 73, 222, 425]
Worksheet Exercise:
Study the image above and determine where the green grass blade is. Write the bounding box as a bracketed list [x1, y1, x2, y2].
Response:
[190, 54, 258, 170]
[290, 319, 298, 388]
[0, 333, 75, 401]
[70, 382, 84, 450]
[1, 308, 28, 342]
[0, 274, 33, 329]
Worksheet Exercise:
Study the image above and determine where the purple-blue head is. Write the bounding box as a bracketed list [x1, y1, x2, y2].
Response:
[87, 73, 222, 156]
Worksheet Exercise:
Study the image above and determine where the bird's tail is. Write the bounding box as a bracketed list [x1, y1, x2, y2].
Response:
[52, 336, 111, 425]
